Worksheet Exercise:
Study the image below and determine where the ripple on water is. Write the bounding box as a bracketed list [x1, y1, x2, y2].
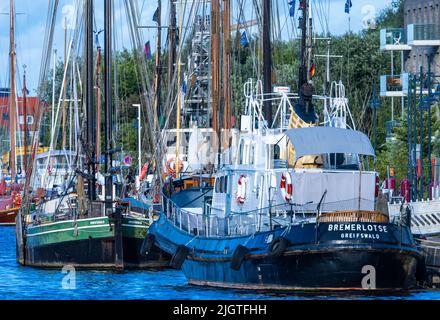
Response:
[1, 227, 440, 300]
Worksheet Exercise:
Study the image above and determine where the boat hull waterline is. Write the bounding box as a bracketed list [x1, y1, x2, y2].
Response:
[150, 214, 422, 291]
[21, 216, 170, 269]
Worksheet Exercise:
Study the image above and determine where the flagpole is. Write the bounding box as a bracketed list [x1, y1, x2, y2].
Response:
[349, 13, 351, 33]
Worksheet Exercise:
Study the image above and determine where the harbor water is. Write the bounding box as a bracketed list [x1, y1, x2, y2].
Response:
[1, 227, 439, 300]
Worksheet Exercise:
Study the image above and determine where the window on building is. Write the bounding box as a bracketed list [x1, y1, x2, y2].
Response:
[19, 115, 34, 125]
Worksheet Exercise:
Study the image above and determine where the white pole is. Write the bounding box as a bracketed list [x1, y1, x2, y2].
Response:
[52, 49, 57, 133]
[401, 50, 405, 119]
[133, 104, 141, 189]
[391, 50, 394, 122]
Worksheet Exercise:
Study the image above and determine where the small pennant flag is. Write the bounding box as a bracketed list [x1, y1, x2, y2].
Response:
[240, 31, 249, 48]
[310, 64, 316, 78]
[345, 0, 352, 14]
[144, 41, 152, 60]
[288, 1, 296, 17]
[152, 7, 159, 23]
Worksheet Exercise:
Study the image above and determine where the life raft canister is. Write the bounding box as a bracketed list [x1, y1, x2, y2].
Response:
[280, 172, 293, 202]
[236, 175, 248, 204]
[166, 157, 184, 177]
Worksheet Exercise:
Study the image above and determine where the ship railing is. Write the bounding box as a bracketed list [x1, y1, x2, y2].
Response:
[164, 197, 377, 237]
[164, 198, 317, 237]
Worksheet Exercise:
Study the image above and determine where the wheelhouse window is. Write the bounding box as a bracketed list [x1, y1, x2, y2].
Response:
[274, 145, 281, 160]
[238, 140, 244, 165]
[219, 176, 225, 193]
[326, 153, 360, 170]
[215, 176, 228, 194]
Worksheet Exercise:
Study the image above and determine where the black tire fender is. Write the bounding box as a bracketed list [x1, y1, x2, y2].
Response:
[140, 234, 155, 257]
[268, 237, 289, 258]
[170, 245, 190, 269]
[230, 245, 249, 271]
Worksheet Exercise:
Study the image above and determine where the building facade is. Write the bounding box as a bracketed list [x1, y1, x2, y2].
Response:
[0, 96, 42, 133]
[404, 0, 440, 74]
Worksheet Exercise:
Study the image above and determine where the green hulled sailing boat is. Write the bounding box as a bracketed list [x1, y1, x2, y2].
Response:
[15, 0, 170, 269]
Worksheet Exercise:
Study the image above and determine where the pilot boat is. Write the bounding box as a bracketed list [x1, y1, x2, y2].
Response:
[148, 119, 425, 290]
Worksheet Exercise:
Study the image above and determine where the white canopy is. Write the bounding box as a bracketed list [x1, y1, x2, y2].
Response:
[285, 127, 375, 160]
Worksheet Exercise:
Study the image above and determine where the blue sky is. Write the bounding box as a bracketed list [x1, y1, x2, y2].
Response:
[0, 0, 394, 93]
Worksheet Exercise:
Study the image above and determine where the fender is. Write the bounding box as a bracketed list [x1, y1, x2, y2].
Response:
[230, 245, 249, 270]
[140, 234, 155, 257]
[268, 237, 289, 258]
[170, 245, 190, 269]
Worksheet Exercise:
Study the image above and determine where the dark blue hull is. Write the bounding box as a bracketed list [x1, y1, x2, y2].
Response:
[149, 214, 424, 290]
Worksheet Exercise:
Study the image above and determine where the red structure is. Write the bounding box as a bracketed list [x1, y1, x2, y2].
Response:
[400, 179, 411, 202]
[0, 96, 43, 132]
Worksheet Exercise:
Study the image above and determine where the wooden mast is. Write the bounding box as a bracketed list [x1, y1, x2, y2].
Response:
[105, 0, 123, 269]
[262, 0, 272, 125]
[96, 39, 102, 171]
[104, 0, 113, 212]
[22, 66, 27, 176]
[295, 0, 316, 123]
[211, 0, 221, 165]
[167, 0, 176, 96]
[175, 0, 184, 177]
[222, 0, 231, 152]
[62, 17, 68, 150]
[154, 0, 162, 128]
[298, 0, 308, 91]
[86, 0, 96, 201]
[9, 0, 17, 183]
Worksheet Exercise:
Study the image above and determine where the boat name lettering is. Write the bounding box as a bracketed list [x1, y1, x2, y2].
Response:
[340, 233, 381, 240]
[89, 220, 106, 225]
[327, 224, 388, 233]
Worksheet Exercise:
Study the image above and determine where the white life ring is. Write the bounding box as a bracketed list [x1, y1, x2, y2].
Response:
[280, 172, 293, 202]
[236, 175, 248, 204]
